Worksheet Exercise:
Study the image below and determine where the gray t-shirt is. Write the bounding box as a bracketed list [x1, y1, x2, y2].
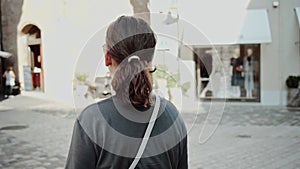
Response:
[66, 96, 188, 169]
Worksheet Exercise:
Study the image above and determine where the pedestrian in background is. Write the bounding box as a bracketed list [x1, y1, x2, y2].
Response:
[2, 66, 15, 98]
[66, 16, 188, 169]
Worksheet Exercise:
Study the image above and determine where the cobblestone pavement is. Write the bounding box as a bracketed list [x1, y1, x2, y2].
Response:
[188, 125, 300, 169]
[0, 96, 74, 169]
[184, 105, 300, 169]
[0, 132, 65, 169]
[181, 104, 300, 126]
[0, 95, 300, 169]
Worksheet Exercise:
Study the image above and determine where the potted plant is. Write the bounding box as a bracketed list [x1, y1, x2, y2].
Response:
[75, 72, 89, 97]
[285, 75, 300, 107]
[152, 64, 191, 104]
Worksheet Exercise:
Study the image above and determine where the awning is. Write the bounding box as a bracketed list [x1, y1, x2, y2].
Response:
[238, 9, 272, 44]
[181, 9, 272, 45]
[0, 51, 12, 58]
[295, 7, 300, 27]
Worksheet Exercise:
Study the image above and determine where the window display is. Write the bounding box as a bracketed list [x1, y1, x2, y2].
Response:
[194, 44, 260, 102]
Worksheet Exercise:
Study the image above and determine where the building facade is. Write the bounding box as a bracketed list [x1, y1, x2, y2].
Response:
[151, 0, 300, 105]
[1, 0, 299, 105]
[2, 0, 134, 104]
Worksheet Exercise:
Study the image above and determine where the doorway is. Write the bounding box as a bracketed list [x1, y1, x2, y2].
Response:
[21, 24, 44, 92]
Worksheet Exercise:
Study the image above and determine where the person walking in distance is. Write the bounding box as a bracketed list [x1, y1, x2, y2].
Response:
[2, 66, 15, 98]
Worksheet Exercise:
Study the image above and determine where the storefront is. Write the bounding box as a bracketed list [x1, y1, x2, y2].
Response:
[149, 0, 300, 106]
[178, 9, 272, 102]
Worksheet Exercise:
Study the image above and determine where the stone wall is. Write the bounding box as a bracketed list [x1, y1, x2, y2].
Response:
[1, 0, 24, 81]
[130, 0, 150, 23]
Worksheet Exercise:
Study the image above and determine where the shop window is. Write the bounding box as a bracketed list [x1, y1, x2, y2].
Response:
[194, 44, 260, 102]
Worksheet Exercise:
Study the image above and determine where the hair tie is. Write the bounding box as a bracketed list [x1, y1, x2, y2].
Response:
[128, 55, 140, 63]
[149, 66, 157, 73]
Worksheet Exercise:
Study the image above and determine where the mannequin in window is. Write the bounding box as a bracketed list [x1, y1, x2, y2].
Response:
[244, 48, 255, 98]
[200, 49, 213, 92]
[230, 47, 243, 97]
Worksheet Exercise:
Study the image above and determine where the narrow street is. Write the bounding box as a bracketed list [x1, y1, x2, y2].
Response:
[0, 95, 300, 169]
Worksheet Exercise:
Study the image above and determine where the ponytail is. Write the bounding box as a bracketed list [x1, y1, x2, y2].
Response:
[112, 59, 152, 106]
[106, 16, 156, 107]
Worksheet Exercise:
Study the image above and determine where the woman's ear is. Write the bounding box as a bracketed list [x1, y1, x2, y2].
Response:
[105, 53, 112, 66]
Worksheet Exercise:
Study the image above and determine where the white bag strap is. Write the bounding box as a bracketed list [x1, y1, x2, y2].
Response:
[128, 95, 160, 169]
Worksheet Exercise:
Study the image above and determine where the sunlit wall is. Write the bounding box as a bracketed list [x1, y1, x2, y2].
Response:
[17, 0, 132, 104]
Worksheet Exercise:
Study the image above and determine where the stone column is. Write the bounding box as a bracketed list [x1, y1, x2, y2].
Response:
[1, 0, 24, 81]
[130, 0, 150, 24]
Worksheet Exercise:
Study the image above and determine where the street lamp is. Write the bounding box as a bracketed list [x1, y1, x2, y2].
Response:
[163, 11, 179, 25]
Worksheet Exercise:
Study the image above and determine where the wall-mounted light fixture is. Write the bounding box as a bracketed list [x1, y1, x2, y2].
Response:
[273, 1, 279, 8]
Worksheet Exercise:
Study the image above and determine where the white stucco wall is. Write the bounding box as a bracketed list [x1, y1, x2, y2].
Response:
[16, 0, 300, 106]
[279, 0, 300, 105]
[249, 0, 300, 105]
[17, 0, 132, 104]
[249, 0, 281, 105]
[176, 0, 300, 105]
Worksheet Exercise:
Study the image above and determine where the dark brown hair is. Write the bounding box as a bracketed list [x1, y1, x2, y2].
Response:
[106, 16, 156, 106]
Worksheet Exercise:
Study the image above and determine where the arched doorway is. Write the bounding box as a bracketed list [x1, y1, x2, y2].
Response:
[21, 24, 44, 92]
